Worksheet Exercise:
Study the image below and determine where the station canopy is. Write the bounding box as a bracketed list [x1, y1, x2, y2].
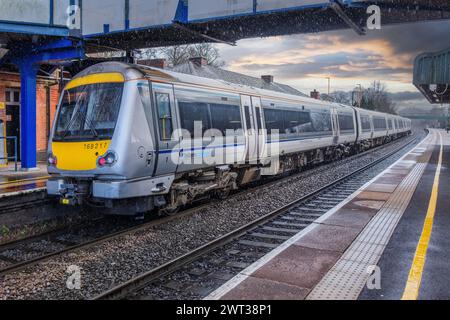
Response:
[1, 1, 450, 53]
[414, 48, 450, 104]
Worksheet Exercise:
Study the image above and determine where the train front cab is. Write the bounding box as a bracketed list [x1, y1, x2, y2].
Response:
[46, 67, 171, 214]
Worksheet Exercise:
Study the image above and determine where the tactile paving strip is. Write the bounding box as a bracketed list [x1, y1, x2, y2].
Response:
[306, 162, 428, 300]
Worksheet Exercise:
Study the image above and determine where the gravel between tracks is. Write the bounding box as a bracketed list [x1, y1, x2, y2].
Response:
[0, 135, 421, 300]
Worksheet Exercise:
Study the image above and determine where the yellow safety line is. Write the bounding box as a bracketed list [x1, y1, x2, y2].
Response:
[402, 130, 443, 300]
[0, 176, 50, 186]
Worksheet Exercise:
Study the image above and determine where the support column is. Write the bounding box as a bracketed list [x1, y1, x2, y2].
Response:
[19, 60, 39, 170]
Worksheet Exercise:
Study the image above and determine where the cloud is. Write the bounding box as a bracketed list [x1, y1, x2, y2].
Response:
[217, 19, 450, 105]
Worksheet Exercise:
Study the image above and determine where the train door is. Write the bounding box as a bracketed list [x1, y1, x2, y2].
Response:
[241, 95, 259, 162]
[152, 83, 180, 176]
[251, 96, 266, 160]
[331, 108, 339, 144]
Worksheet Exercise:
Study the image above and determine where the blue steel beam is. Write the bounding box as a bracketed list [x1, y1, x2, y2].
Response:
[174, 0, 188, 23]
[18, 61, 40, 169]
[5, 39, 85, 169]
[0, 22, 69, 37]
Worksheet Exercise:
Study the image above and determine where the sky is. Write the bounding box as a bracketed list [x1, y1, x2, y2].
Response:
[216, 19, 450, 111]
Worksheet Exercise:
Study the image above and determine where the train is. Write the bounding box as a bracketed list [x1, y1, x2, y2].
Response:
[46, 62, 411, 216]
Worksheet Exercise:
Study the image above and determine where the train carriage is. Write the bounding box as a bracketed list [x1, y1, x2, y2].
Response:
[47, 62, 411, 215]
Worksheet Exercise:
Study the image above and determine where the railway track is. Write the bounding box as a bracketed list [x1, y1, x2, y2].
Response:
[0, 208, 208, 275]
[93, 135, 420, 300]
[0, 135, 418, 289]
[0, 198, 53, 215]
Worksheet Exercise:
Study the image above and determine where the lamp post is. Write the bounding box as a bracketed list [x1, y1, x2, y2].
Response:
[356, 84, 362, 108]
[326, 77, 331, 96]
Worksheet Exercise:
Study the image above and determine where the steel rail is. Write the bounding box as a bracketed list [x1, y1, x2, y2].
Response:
[93, 136, 419, 300]
[0, 135, 417, 281]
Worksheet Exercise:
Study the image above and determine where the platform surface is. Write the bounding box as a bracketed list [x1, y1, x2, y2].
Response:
[206, 130, 448, 300]
[0, 163, 48, 197]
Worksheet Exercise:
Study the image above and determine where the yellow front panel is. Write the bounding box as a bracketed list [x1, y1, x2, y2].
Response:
[52, 140, 111, 171]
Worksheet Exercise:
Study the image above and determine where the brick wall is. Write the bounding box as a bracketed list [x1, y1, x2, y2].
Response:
[0, 72, 60, 161]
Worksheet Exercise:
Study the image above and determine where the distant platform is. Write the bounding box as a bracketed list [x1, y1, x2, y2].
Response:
[206, 129, 449, 300]
[0, 163, 48, 197]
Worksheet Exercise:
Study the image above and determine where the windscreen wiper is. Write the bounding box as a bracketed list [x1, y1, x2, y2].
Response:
[83, 114, 99, 138]
[60, 108, 83, 140]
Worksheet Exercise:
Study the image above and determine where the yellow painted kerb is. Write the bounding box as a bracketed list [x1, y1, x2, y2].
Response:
[65, 72, 125, 90]
[402, 131, 443, 300]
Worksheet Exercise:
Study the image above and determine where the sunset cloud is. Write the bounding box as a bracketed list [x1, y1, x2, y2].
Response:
[217, 20, 450, 109]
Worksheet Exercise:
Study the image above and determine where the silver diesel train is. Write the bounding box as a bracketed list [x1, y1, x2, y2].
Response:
[46, 62, 411, 215]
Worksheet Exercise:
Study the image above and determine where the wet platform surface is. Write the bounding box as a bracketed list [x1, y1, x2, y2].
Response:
[0, 163, 48, 197]
[207, 129, 449, 300]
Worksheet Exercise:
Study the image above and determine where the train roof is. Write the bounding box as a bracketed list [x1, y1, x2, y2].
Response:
[72, 61, 409, 121]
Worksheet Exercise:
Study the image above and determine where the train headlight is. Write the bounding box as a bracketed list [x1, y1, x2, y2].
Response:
[97, 151, 117, 167]
[47, 153, 57, 166]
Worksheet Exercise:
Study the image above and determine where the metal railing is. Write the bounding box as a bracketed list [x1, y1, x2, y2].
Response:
[0, 136, 18, 172]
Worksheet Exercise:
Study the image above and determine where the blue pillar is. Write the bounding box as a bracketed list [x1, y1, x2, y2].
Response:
[19, 60, 39, 170]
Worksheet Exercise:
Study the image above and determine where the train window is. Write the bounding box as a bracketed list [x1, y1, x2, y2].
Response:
[264, 108, 319, 136]
[244, 105, 253, 131]
[264, 108, 284, 134]
[284, 110, 313, 134]
[373, 117, 387, 131]
[284, 110, 299, 134]
[210, 104, 242, 135]
[155, 93, 173, 140]
[361, 116, 371, 132]
[255, 107, 263, 131]
[54, 83, 123, 141]
[388, 119, 393, 130]
[338, 113, 355, 132]
[178, 101, 211, 138]
[311, 111, 332, 133]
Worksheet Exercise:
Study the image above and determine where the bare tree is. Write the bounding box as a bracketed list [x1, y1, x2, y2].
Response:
[187, 43, 225, 67]
[322, 91, 352, 104]
[136, 43, 225, 67]
[360, 81, 397, 114]
[159, 45, 190, 66]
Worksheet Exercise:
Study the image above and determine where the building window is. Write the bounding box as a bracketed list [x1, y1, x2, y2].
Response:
[14, 91, 20, 103]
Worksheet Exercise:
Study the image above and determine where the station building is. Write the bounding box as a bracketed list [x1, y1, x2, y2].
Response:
[139, 57, 307, 97]
[0, 66, 60, 163]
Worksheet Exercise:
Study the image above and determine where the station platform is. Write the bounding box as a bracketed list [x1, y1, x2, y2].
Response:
[0, 163, 48, 198]
[206, 129, 448, 300]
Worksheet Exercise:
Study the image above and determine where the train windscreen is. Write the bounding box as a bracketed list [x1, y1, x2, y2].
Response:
[53, 83, 123, 141]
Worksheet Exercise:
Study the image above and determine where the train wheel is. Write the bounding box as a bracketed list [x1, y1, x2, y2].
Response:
[159, 206, 180, 216]
[215, 187, 232, 200]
